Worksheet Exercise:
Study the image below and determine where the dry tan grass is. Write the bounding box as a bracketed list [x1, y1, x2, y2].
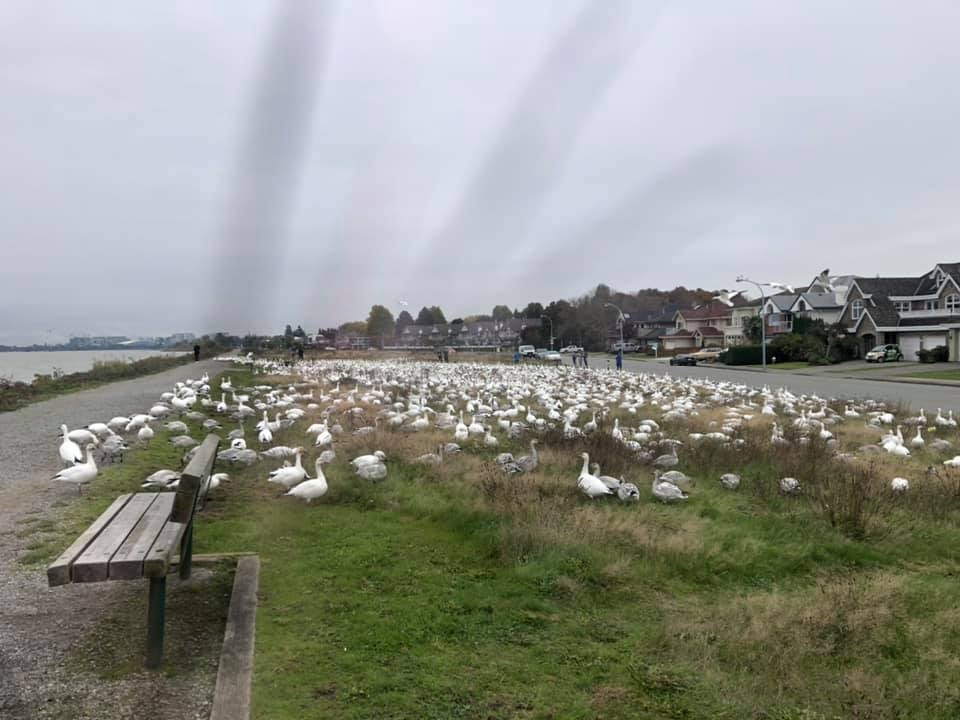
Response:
[661, 571, 906, 704]
[570, 505, 706, 554]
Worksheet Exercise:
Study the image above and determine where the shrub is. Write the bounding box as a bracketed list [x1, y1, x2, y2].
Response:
[721, 345, 764, 365]
[770, 333, 823, 362]
[918, 346, 949, 363]
[827, 332, 858, 363]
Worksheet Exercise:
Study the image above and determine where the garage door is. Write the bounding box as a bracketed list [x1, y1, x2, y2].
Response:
[921, 333, 948, 350]
[899, 335, 922, 361]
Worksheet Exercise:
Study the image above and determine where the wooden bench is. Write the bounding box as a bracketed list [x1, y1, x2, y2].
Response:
[47, 434, 220, 668]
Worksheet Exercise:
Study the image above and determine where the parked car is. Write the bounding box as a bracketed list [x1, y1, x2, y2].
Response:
[559, 345, 582, 353]
[518, 344, 536, 358]
[689, 347, 722, 362]
[610, 341, 639, 353]
[669, 354, 697, 366]
[865, 344, 903, 362]
[542, 351, 562, 363]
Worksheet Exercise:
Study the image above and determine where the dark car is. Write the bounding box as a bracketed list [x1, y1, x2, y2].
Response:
[669, 354, 697, 366]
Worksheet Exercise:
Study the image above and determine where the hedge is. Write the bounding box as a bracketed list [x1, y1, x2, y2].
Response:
[720, 345, 765, 365]
[917, 345, 950, 363]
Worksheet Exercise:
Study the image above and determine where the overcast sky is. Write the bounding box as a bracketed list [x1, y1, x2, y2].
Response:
[2, 0, 960, 343]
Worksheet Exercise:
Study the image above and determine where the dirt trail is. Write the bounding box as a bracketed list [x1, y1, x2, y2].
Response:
[0, 360, 226, 719]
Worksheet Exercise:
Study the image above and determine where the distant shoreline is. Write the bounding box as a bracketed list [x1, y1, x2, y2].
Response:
[0, 345, 232, 412]
[0, 347, 183, 353]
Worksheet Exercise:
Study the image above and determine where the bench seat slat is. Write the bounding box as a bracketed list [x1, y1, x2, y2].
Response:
[46, 494, 135, 587]
[109, 493, 177, 580]
[71, 493, 159, 583]
[142, 518, 188, 577]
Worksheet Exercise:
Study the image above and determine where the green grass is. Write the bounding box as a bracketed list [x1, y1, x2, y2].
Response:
[823, 363, 917, 373]
[903, 368, 960, 381]
[764, 361, 810, 370]
[23, 368, 960, 719]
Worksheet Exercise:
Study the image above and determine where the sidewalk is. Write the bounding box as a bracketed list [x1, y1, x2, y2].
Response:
[642, 358, 960, 388]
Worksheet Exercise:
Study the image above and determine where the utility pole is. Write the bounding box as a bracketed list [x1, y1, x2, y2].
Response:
[541, 315, 554, 350]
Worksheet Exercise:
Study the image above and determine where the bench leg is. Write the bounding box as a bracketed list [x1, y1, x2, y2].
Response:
[146, 575, 166, 669]
[179, 524, 193, 581]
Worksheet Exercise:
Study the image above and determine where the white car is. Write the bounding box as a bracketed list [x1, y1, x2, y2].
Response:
[559, 345, 582, 353]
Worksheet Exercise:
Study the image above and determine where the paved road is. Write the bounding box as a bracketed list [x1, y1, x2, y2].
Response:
[614, 356, 960, 411]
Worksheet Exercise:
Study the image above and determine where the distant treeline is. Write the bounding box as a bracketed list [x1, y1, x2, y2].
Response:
[249, 284, 720, 352]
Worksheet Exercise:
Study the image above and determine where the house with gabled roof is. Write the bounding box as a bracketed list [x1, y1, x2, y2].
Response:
[838, 263, 960, 360]
[725, 297, 762, 346]
[617, 304, 692, 351]
[661, 301, 736, 351]
[786, 292, 845, 325]
[759, 293, 804, 337]
[392, 318, 540, 349]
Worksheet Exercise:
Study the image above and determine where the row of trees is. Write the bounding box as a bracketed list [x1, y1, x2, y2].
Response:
[328, 284, 718, 350]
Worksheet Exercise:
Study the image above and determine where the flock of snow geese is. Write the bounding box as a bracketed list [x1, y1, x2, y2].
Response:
[52, 358, 960, 507]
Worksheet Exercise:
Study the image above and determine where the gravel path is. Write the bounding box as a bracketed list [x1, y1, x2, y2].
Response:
[0, 359, 227, 720]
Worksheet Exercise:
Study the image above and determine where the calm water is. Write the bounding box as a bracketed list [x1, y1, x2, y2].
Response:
[0, 350, 186, 383]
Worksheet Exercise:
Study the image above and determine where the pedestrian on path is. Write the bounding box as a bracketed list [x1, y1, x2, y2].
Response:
[582, 349, 589, 368]
[616, 349, 623, 371]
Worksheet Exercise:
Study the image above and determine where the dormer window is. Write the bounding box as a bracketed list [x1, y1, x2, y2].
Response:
[946, 294, 959, 312]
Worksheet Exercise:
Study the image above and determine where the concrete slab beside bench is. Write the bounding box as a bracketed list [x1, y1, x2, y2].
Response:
[46, 433, 220, 668]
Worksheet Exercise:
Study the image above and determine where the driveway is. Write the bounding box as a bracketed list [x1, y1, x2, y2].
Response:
[618, 356, 960, 411]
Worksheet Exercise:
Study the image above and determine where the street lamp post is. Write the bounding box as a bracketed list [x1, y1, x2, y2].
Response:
[541, 315, 554, 350]
[603, 302, 626, 350]
[735, 276, 782, 371]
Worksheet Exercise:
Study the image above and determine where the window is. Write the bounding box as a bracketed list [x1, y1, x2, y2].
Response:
[797, 299, 807, 311]
[851, 299, 863, 320]
[894, 301, 909, 313]
[925, 300, 938, 311]
[946, 294, 960, 312]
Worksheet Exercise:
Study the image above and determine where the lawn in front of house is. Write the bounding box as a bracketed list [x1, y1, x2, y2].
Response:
[903, 368, 960, 381]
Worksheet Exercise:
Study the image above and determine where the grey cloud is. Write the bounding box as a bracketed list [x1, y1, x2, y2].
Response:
[2, 0, 960, 343]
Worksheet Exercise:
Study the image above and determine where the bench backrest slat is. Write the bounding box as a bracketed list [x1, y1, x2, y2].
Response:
[172, 434, 220, 524]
